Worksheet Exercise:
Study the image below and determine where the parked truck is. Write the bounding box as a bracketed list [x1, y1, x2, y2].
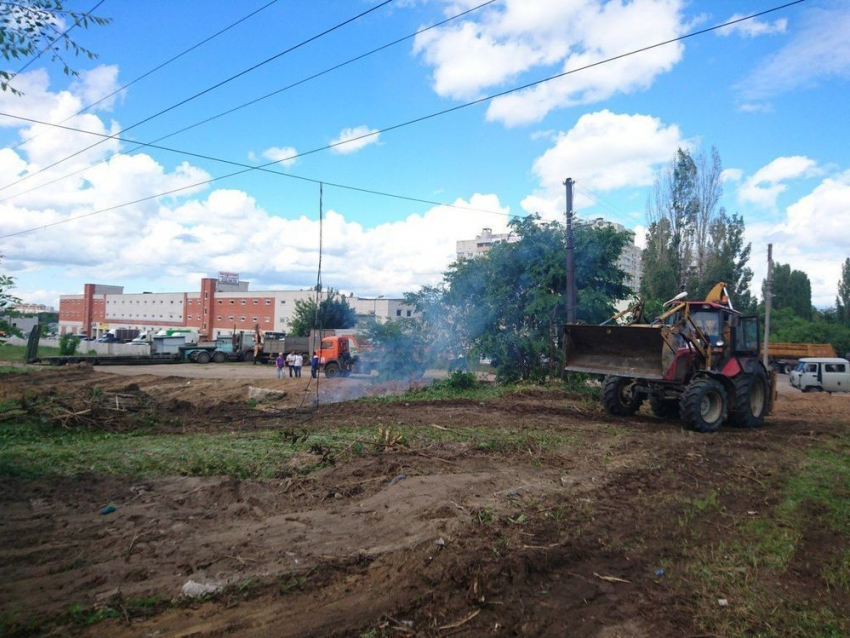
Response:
[260, 330, 378, 378]
[762, 342, 837, 374]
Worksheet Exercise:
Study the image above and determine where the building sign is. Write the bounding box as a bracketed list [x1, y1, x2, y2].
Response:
[218, 272, 240, 285]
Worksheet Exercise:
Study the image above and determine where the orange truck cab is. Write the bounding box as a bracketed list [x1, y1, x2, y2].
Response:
[318, 335, 359, 378]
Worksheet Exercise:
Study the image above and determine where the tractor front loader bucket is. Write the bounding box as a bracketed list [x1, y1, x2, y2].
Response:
[564, 324, 668, 379]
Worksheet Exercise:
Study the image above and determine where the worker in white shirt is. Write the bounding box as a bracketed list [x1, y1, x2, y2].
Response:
[293, 352, 303, 378]
[286, 351, 295, 377]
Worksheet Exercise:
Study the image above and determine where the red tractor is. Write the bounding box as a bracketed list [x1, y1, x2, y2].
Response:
[564, 283, 776, 432]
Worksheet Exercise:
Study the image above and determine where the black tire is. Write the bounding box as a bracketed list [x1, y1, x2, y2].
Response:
[324, 362, 340, 378]
[680, 378, 727, 433]
[649, 395, 680, 420]
[212, 351, 226, 363]
[727, 369, 768, 428]
[194, 350, 211, 364]
[242, 351, 254, 363]
[602, 376, 644, 416]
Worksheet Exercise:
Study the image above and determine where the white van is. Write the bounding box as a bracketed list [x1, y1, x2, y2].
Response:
[789, 358, 850, 393]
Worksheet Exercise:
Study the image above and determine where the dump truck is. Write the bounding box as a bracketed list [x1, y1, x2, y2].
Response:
[564, 283, 776, 433]
[763, 342, 837, 374]
[262, 332, 372, 378]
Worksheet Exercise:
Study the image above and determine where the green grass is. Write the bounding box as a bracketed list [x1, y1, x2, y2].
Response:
[0, 343, 62, 362]
[0, 365, 29, 375]
[686, 437, 850, 637]
[0, 416, 578, 480]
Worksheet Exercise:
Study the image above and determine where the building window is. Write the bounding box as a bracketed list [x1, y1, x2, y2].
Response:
[204, 292, 208, 299]
[217, 300, 222, 304]
[252, 317, 258, 323]
[203, 308, 208, 315]
[241, 300, 246, 306]
[406, 310, 412, 317]
[230, 300, 234, 305]
[228, 316, 234, 321]
[396, 310, 401, 317]
[217, 316, 222, 321]
[265, 299, 271, 305]
[264, 317, 270, 323]
[240, 316, 245, 321]
[252, 300, 258, 305]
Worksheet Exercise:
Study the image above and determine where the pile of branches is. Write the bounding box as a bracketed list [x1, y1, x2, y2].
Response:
[7, 388, 158, 431]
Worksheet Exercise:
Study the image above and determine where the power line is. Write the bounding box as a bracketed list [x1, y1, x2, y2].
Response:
[0, 111, 514, 228]
[0, 0, 497, 205]
[0, 0, 395, 193]
[8, 0, 107, 83]
[0, 1, 803, 240]
[7, 0, 279, 152]
[574, 183, 643, 227]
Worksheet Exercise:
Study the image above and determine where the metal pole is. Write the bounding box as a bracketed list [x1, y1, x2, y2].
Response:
[763, 243, 772, 368]
[564, 178, 577, 323]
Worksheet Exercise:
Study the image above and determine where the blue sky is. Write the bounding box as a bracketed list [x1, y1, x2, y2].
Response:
[0, 0, 848, 307]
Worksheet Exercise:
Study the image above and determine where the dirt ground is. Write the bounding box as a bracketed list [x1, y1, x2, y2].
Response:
[0, 365, 848, 637]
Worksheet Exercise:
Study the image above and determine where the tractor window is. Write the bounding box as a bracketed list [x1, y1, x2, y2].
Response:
[690, 311, 721, 346]
[736, 316, 759, 352]
[321, 340, 332, 350]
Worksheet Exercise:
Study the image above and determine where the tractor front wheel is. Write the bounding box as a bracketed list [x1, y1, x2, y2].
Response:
[680, 379, 727, 433]
[728, 369, 767, 428]
[602, 376, 644, 416]
[649, 395, 680, 420]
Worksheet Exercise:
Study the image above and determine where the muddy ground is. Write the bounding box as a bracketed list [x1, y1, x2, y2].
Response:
[0, 365, 848, 638]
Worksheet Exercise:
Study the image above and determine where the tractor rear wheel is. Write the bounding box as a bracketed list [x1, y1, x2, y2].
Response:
[241, 351, 254, 363]
[728, 369, 767, 428]
[602, 376, 644, 416]
[680, 379, 727, 433]
[649, 395, 680, 420]
[212, 351, 226, 364]
[194, 350, 211, 364]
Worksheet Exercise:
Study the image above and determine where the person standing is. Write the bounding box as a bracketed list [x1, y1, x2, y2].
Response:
[311, 351, 319, 378]
[294, 352, 303, 378]
[286, 351, 295, 377]
[275, 353, 285, 379]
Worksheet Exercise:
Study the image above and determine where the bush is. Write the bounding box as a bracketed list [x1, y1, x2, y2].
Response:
[443, 370, 477, 390]
[58, 334, 78, 356]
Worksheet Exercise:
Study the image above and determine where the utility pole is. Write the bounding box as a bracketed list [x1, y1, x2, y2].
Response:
[564, 178, 577, 323]
[763, 243, 773, 368]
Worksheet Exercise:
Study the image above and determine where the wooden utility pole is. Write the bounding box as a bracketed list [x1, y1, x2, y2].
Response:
[763, 243, 773, 368]
[564, 178, 577, 323]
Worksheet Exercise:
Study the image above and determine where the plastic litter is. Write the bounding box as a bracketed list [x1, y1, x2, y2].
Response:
[100, 504, 117, 515]
[655, 568, 665, 577]
[389, 473, 406, 485]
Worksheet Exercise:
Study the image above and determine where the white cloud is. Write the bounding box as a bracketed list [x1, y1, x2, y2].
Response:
[329, 126, 380, 154]
[738, 155, 819, 209]
[720, 168, 742, 183]
[262, 146, 298, 167]
[414, 0, 687, 127]
[737, 5, 850, 105]
[521, 110, 686, 220]
[717, 14, 787, 38]
[746, 170, 850, 307]
[68, 65, 123, 111]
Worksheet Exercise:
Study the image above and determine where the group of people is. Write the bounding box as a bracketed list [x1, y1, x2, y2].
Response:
[274, 351, 321, 379]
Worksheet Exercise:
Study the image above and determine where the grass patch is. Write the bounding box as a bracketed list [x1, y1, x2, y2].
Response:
[0, 343, 62, 362]
[685, 436, 850, 637]
[0, 414, 577, 480]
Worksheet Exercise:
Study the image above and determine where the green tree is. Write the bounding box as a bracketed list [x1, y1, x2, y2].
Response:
[693, 210, 755, 311]
[767, 263, 812, 320]
[1, 0, 111, 94]
[836, 258, 850, 324]
[289, 289, 357, 337]
[642, 147, 727, 303]
[362, 316, 427, 380]
[0, 256, 22, 343]
[409, 214, 629, 382]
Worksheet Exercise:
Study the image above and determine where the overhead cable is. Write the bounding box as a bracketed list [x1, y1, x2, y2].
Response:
[0, 0, 394, 193]
[7, 0, 279, 152]
[0, 0, 496, 205]
[0, 0, 803, 239]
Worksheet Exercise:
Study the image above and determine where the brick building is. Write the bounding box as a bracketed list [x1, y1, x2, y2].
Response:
[59, 277, 415, 339]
